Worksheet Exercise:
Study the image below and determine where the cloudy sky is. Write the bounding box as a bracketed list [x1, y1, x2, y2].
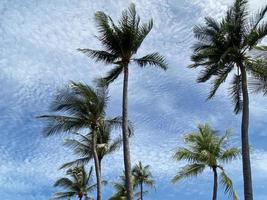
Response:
[1, 0, 267, 199]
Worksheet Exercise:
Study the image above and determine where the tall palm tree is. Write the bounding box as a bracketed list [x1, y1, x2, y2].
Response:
[38, 82, 131, 200]
[52, 166, 96, 200]
[172, 124, 240, 200]
[132, 161, 155, 200]
[61, 122, 124, 173]
[190, 1, 267, 199]
[78, 4, 167, 199]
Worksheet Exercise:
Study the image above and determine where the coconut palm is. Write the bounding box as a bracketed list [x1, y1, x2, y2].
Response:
[172, 124, 240, 200]
[78, 4, 167, 199]
[38, 82, 132, 200]
[60, 122, 124, 173]
[109, 173, 138, 200]
[52, 166, 96, 200]
[190, 1, 267, 199]
[132, 161, 155, 200]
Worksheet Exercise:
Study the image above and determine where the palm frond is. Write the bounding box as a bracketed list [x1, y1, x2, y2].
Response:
[229, 74, 243, 114]
[37, 115, 88, 137]
[173, 148, 199, 163]
[96, 65, 123, 87]
[207, 66, 233, 99]
[54, 178, 73, 188]
[133, 53, 167, 70]
[106, 116, 134, 136]
[220, 171, 239, 200]
[60, 157, 92, 169]
[247, 59, 267, 94]
[51, 192, 76, 200]
[172, 164, 205, 183]
[220, 148, 241, 163]
[78, 48, 118, 64]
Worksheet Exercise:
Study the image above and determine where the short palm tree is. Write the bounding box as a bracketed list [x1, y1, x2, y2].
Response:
[52, 166, 96, 200]
[132, 161, 155, 200]
[190, 1, 267, 199]
[61, 122, 124, 173]
[172, 124, 240, 200]
[109, 173, 137, 200]
[38, 82, 131, 200]
[78, 4, 167, 199]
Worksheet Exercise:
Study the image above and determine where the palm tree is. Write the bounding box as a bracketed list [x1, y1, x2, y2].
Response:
[109, 173, 137, 200]
[132, 161, 155, 200]
[38, 82, 132, 200]
[190, 1, 267, 199]
[78, 4, 167, 199]
[52, 166, 96, 200]
[172, 124, 240, 200]
[61, 121, 124, 174]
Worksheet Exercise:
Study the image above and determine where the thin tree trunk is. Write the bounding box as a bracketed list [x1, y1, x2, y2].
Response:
[140, 182, 143, 200]
[212, 167, 218, 200]
[122, 65, 134, 200]
[92, 130, 102, 200]
[99, 158, 102, 176]
[240, 64, 253, 200]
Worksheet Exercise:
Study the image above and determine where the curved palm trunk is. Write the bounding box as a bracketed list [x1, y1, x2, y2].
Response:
[92, 130, 102, 200]
[122, 65, 134, 200]
[212, 167, 218, 200]
[240, 65, 253, 200]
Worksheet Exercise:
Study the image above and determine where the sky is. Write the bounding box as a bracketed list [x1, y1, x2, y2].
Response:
[1, 0, 267, 199]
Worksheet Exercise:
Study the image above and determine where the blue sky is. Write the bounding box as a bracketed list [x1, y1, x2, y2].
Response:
[1, 0, 267, 199]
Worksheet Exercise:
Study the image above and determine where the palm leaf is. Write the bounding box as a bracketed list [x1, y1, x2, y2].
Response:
[133, 53, 167, 70]
[220, 171, 239, 200]
[172, 163, 205, 183]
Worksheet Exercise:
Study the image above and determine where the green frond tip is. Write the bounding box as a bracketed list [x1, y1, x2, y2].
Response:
[133, 53, 168, 70]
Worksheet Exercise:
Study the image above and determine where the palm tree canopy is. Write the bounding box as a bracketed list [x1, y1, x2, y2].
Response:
[37, 82, 133, 137]
[132, 161, 155, 188]
[190, 0, 267, 113]
[78, 3, 167, 86]
[61, 121, 124, 169]
[172, 124, 240, 199]
[52, 166, 96, 200]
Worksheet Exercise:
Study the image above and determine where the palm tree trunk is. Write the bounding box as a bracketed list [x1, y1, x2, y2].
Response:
[140, 182, 143, 200]
[92, 130, 102, 200]
[240, 64, 253, 200]
[99, 158, 102, 175]
[122, 64, 134, 200]
[212, 167, 218, 200]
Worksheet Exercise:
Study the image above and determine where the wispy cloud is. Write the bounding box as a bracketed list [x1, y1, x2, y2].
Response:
[1, 0, 267, 199]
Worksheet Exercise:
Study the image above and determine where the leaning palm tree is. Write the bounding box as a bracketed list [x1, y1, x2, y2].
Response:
[78, 4, 167, 199]
[172, 124, 240, 200]
[52, 166, 96, 200]
[61, 122, 124, 173]
[132, 161, 155, 200]
[38, 82, 131, 200]
[190, 1, 267, 199]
